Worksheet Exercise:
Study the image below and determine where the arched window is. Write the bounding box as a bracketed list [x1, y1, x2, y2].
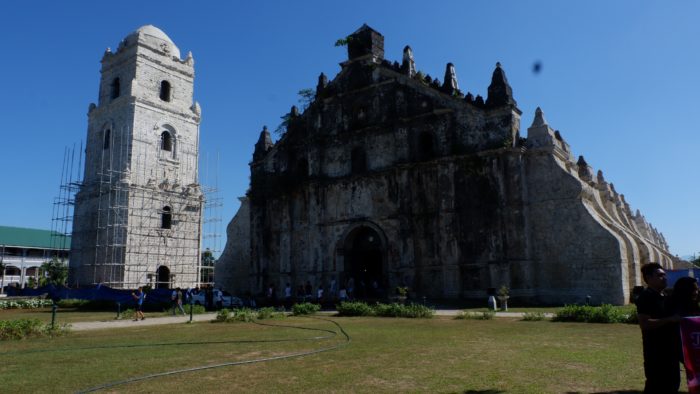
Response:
[351, 147, 367, 174]
[160, 81, 171, 102]
[161, 206, 172, 229]
[103, 129, 111, 150]
[418, 131, 435, 160]
[110, 78, 120, 100]
[161, 131, 173, 152]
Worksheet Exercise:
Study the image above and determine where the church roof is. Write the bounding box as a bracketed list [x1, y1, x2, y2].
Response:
[126, 25, 181, 59]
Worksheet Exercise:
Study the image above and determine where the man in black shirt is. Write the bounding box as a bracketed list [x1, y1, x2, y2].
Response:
[635, 262, 681, 393]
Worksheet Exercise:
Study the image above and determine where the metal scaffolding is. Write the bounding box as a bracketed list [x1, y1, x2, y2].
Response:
[64, 123, 206, 289]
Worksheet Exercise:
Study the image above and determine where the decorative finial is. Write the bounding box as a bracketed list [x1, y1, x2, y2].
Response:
[316, 72, 328, 96]
[254, 126, 273, 161]
[486, 62, 517, 107]
[402, 46, 416, 77]
[531, 107, 547, 128]
[577, 155, 591, 180]
[442, 63, 459, 95]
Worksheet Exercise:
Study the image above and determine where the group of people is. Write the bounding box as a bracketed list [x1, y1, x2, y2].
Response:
[265, 277, 382, 309]
[636, 262, 700, 393]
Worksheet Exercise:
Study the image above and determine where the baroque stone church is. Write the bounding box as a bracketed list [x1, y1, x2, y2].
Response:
[69, 26, 203, 289]
[217, 25, 676, 305]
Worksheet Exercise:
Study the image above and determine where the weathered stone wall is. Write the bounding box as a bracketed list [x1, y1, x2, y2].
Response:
[215, 197, 250, 292]
[217, 25, 676, 304]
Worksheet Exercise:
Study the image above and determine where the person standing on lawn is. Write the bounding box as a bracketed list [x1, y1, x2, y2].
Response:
[635, 262, 680, 393]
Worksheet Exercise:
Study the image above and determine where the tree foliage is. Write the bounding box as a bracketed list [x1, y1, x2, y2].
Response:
[39, 257, 68, 287]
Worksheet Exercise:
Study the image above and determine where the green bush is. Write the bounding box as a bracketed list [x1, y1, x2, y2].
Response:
[522, 311, 547, 321]
[0, 319, 70, 340]
[57, 299, 91, 308]
[215, 308, 231, 322]
[184, 304, 206, 315]
[553, 304, 630, 324]
[292, 302, 320, 316]
[336, 301, 374, 316]
[0, 299, 53, 310]
[456, 311, 495, 320]
[119, 308, 136, 320]
[229, 308, 258, 322]
[374, 303, 434, 318]
[257, 307, 284, 320]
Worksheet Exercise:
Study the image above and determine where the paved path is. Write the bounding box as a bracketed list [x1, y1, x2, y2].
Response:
[71, 309, 551, 331]
[71, 313, 218, 331]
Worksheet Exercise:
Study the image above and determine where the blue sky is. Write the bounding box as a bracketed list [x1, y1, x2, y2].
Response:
[1, 1, 698, 258]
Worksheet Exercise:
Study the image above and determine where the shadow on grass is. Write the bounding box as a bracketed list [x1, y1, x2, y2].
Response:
[463, 391, 505, 394]
[567, 391, 643, 394]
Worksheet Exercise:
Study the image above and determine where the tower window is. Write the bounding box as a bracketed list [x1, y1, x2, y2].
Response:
[160, 81, 171, 102]
[103, 129, 111, 150]
[161, 131, 173, 152]
[110, 78, 120, 100]
[161, 206, 172, 229]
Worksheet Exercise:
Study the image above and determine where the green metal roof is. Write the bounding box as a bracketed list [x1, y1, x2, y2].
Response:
[0, 226, 71, 250]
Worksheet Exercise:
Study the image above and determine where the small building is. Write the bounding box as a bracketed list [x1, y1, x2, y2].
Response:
[0, 226, 70, 290]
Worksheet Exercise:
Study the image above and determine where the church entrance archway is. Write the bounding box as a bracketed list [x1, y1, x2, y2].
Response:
[342, 224, 386, 299]
[156, 266, 170, 289]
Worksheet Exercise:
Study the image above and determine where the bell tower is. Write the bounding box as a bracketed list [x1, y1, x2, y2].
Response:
[69, 25, 203, 289]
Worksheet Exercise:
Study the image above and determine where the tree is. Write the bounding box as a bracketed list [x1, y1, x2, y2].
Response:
[275, 88, 315, 137]
[39, 257, 68, 287]
[297, 88, 315, 111]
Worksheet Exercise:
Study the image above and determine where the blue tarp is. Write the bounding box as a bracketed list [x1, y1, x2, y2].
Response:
[7, 284, 174, 305]
[667, 269, 700, 288]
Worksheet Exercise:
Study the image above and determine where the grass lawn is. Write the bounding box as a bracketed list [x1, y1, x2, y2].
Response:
[0, 316, 686, 393]
[0, 308, 120, 323]
[0, 307, 205, 324]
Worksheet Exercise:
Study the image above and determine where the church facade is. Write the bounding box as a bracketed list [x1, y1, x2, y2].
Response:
[69, 26, 204, 289]
[218, 25, 676, 305]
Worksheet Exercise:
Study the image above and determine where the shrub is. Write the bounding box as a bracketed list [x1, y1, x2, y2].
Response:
[0, 299, 53, 310]
[374, 303, 434, 318]
[336, 301, 374, 316]
[119, 308, 136, 320]
[522, 312, 546, 321]
[256, 307, 284, 320]
[215, 309, 231, 322]
[624, 308, 638, 324]
[292, 302, 320, 316]
[57, 299, 91, 308]
[553, 304, 629, 324]
[229, 308, 258, 322]
[0, 319, 69, 340]
[184, 304, 206, 315]
[456, 311, 495, 320]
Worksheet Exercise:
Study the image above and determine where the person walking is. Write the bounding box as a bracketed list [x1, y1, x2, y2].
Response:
[175, 287, 186, 315]
[131, 286, 145, 321]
